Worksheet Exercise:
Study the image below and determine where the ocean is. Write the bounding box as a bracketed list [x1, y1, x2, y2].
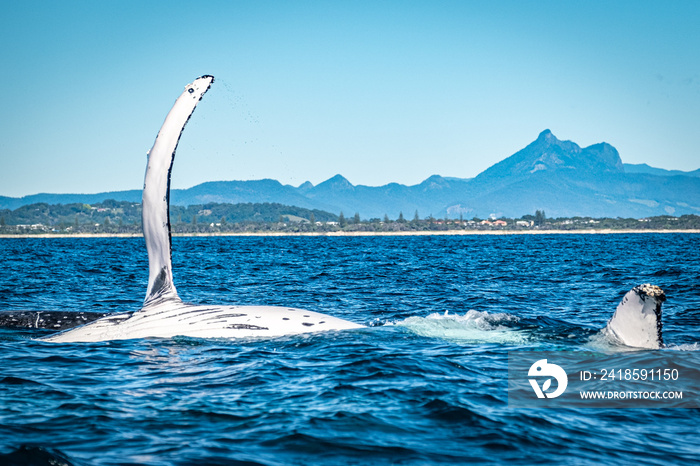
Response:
[0, 234, 698, 465]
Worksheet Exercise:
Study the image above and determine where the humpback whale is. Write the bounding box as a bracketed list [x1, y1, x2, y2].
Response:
[602, 284, 666, 349]
[42, 75, 363, 343]
[19, 76, 668, 348]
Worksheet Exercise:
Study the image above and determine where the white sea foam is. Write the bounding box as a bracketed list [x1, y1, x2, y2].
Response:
[666, 342, 700, 351]
[586, 330, 642, 353]
[587, 330, 700, 353]
[394, 310, 527, 344]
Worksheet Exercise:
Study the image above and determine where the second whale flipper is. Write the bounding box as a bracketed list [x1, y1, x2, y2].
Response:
[42, 76, 363, 343]
[602, 284, 665, 349]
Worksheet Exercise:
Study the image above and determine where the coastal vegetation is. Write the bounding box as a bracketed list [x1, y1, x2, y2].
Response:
[1, 201, 699, 235]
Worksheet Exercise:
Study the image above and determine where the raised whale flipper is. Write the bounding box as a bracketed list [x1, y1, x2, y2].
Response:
[142, 75, 214, 306]
[603, 284, 665, 349]
[40, 74, 363, 343]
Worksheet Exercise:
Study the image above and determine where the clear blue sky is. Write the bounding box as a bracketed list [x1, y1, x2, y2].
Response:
[1, 0, 698, 197]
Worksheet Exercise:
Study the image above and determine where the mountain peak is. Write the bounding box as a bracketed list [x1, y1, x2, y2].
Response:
[538, 129, 554, 140]
[476, 130, 623, 181]
[327, 174, 351, 184]
[419, 175, 450, 190]
[313, 174, 355, 192]
[580, 142, 623, 173]
[535, 129, 570, 148]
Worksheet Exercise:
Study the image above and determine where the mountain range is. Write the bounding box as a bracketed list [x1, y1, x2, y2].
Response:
[3, 130, 699, 219]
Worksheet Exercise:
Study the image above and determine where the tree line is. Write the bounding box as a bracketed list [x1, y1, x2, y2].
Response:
[1, 201, 699, 235]
[0, 201, 336, 234]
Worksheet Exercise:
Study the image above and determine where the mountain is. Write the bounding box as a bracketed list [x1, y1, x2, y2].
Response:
[457, 130, 700, 218]
[3, 130, 699, 219]
[477, 129, 623, 180]
[623, 163, 700, 178]
[0, 190, 142, 211]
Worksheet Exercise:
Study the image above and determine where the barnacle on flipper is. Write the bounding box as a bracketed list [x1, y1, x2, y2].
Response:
[635, 284, 666, 301]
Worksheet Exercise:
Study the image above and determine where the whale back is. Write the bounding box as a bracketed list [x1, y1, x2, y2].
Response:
[40, 303, 364, 343]
[604, 284, 665, 349]
[142, 75, 214, 306]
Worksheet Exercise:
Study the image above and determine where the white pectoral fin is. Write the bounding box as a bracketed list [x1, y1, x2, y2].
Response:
[605, 284, 665, 349]
[142, 75, 214, 306]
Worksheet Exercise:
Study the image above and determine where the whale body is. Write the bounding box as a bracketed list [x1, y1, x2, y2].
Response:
[41, 303, 362, 342]
[43, 75, 362, 343]
[603, 284, 665, 349]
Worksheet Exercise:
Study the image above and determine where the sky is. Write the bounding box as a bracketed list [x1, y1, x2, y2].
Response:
[1, 0, 699, 197]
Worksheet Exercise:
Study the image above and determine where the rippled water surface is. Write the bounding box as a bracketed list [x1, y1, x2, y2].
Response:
[1, 234, 699, 465]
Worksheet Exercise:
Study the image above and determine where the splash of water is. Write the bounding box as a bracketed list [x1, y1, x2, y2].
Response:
[666, 342, 700, 351]
[587, 330, 700, 353]
[393, 310, 527, 344]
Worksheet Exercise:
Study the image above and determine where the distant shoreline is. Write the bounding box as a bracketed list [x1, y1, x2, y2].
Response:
[2, 229, 700, 239]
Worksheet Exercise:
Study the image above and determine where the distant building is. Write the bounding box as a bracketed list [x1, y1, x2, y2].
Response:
[17, 224, 47, 230]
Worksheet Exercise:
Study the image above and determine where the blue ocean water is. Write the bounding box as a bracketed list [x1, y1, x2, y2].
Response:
[0, 234, 699, 465]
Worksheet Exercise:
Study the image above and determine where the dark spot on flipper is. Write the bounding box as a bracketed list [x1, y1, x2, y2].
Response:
[283, 318, 290, 321]
[302, 323, 314, 327]
[200, 314, 245, 324]
[188, 88, 194, 94]
[153, 267, 167, 290]
[147, 266, 170, 301]
[227, 324, 269, 330]
[200, 313, 247, 322]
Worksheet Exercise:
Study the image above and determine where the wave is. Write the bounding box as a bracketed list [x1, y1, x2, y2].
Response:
[393, 310, 698, 351]
[586, 329, 700, 353]
[392, 310, 528, 344]
[666, 342, 700, 351]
